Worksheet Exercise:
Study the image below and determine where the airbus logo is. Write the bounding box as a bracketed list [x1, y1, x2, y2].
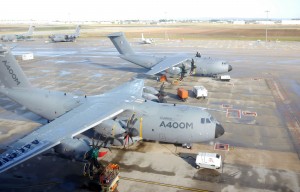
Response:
[160, 121, 193, 129]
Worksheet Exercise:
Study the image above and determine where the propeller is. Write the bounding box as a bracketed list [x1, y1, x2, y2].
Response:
[156, 83, 167, 103]
[179, 64, 188, 81]
[123, 113, 139, 148]
[190, 59, 196, 75]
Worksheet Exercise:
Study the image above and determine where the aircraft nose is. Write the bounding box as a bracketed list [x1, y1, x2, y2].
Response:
[215, 123, 225, 138]
[228, 65, 233, 72]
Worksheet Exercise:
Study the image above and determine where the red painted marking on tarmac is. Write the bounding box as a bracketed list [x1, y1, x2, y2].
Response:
[214, 143, 230, 151]
[242, 111, 257, 117]
[226, 109, 241, 118]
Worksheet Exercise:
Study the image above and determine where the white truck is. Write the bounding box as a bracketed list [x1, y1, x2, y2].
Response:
[195, 152, 222, 169]
[193, 86, 208, 99]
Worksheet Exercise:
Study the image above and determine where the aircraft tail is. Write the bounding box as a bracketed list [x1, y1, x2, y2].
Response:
[141, 33, 145, 40]
[27, 25, 35, 36]
[74, 25, 81, 37]
[0, 45, 32, 88]
[107, 32, 134, 55]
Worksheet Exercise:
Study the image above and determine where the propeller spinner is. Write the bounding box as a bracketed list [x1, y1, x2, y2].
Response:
[123, 113, 139, 148]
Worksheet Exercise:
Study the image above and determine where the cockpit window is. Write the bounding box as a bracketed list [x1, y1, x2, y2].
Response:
[201, 118, 205, 124]
[210, 116, 215, 122]
[206, 118, 211, 123]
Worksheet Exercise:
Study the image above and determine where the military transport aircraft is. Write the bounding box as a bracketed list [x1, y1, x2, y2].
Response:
[0, 45, 224, 173]
[0, 26, 35, 42]
[48, 25, 81, 42]
[141, 33, 154, 44]
[108, 32, 232, 78]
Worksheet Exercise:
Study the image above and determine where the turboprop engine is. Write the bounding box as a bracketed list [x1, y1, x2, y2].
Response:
[94, 119, 125, 138]
[54, 138, 91, 160]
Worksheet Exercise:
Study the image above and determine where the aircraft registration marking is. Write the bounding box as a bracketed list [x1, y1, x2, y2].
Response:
[160, 121, 193, 129]
[0, 140, 46, 168]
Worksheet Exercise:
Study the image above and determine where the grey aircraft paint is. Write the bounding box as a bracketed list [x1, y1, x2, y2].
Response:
[107, 32, 233, 76]
[0, 26, 35, 42]
[49, 25, 81, 42]
[0, 45, 224, 173]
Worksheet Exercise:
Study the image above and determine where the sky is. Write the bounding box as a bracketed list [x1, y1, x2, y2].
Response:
[1, 0, 299, 21]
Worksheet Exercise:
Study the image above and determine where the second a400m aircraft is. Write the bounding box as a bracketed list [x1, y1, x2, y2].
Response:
[108, 32, 233, 78]
[0, 45, 224, 173]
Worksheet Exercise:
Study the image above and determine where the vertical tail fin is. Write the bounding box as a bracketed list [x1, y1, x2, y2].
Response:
[0, 45, 31, 88]
[27, 25, 35, 36]
[141, 33, 145, 40]
[74, 25, 81, 37]
[107, 32, 134, 55]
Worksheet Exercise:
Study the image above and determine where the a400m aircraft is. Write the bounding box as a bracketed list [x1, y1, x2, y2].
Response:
[0, 26, 35, 42]
[48, 25, 81, 42]
[0, 45, 224, 173]
[108, 32, 233, 77]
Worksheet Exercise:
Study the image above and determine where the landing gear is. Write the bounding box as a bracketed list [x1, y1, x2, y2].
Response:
[182, 143, 192, 149]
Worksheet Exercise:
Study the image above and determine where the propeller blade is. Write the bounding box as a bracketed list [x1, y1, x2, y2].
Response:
[92, 138, 95, 148]
[123, 134, 129, 148]
[129, 136, 134, 144]
[131, 118, 138, 126]
[96, 138, 100, 148]
[130, 113, 136, 124]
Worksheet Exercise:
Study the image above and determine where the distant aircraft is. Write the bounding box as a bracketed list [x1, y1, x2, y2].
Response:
[0, 25, 35, 42]
[0, 45, 224, 173]
[49, 25, 81, 42]
[108, 32, 232, 78]
[141, 33, 154, 44]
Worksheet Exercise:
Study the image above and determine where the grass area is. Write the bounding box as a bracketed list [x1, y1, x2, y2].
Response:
[1, 23, 300, 41]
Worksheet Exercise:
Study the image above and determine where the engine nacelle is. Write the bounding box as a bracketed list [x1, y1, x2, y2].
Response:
[54, 138, 91, 160]
[94, 119, 125, 138]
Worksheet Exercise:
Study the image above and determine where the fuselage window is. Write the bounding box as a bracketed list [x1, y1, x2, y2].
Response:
[206, 118, 211, 123]
[201, 118, 205, 124]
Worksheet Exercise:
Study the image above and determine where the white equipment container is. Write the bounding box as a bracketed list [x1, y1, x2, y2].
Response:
[195, 152, 222, 169]
[193, 86, 208, 99]
[219, 75, 231, 81]
[22, 53, 34, 60]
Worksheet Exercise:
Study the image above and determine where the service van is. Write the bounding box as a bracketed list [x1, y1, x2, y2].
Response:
[192, 86, 208, 99]
[195, 152, 222, 169]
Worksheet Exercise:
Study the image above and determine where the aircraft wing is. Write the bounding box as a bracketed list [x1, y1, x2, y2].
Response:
[145, 56, 189, 75]
[0, 79, 144, 173]
[0, 102, 124, 173]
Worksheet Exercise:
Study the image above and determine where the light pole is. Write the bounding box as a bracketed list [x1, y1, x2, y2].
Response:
[265, 10, 270, 42]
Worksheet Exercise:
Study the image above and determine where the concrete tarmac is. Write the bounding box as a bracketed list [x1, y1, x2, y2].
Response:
[0, 38, 300, 192]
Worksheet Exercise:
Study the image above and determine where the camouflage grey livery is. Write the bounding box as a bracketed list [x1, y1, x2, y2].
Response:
[108, 32, 232, 77]
[0, 26, 35, 42]
[0, 45, 224, 173]
[49, 25, 81, 42]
